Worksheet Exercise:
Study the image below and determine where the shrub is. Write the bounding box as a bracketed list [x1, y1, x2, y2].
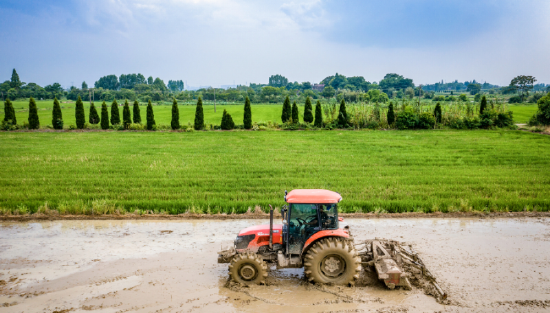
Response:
[458, 94, 468, 102]
[88, 102, 100, 125]
[395, 107, 418, 130]
[366, 121, 379, 129]
[474, 94, 482, 102]
[3, 98, 16, 125]
[28, 97, 40, 129]
[194, 97, 204, 130]
[281, 96, 291, 123]
[479, 95, 488, 114]
[75, 96, 86, 129]
[100, 101, 109, 130]
[110, 100, 120, 125]
[463, 116, 481, 129]
[480, 110, 497, 128]
[314, 100, 323, 127]
[243, 96, 252, 129]
[291, 101, 299, 124]
[529, 93, 544, 103]
[532, 94, 550, 125]
[508, 95, 522, 104]
[303, 96, 313, 123]
[146, 100, 155, 130]
[433, 102, 442, 124]
[495, 111, 514, 128]
[133, 100, 141, 124]
[123, 100, 131, 129]
[387, 102, 395, 125]
[418, 112, 435, 129]
[432, 95, 445, 101]
[337, 99, 348, 128]
[171, 98, 180, 130]
[52, 97, 63, 129]
[221, 109, 235, 130]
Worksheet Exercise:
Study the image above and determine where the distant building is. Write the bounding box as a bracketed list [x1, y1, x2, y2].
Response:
[313, 84, 325, 92]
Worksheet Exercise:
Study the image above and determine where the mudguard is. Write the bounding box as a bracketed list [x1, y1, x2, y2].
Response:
[301, 228, 350, 255]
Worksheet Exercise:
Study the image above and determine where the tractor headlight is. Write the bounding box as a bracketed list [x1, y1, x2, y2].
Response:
[234, 234, 255, 249]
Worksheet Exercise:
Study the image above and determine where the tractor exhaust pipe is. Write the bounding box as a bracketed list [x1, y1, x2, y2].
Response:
[269, 205, 273, 249]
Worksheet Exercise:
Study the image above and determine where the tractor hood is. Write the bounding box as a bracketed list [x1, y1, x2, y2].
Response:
[238, 224, 283, 237]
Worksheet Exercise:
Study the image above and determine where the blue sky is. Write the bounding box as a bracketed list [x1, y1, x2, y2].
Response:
[1, 0, 548, 88]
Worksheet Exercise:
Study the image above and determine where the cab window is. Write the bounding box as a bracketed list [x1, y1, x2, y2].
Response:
[319, 204, 338, 229]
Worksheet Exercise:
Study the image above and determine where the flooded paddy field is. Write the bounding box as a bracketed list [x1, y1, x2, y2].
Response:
[1, 218, 550, 312]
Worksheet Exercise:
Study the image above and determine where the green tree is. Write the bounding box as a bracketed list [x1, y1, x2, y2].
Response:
[243, 96, 252, 129]
[387, 102, 395, 125]
[133, 100, 141, 124]
[281, 96, 291, 123]
[533, 94, 550, 125]
[89, 102, 100, 124]
[52, 97, 63, 129]
[171, 98, 180, 130]
[510, 75, 536, 102]
[123, 100, 131, 129]
[322, 86, 336, 98]
[82, 81, 88, 89]
[146, 100, 155, 130]
[291, 101, 299, 124]
[433, 102, 442, 123]
[100, 101, 109, 130]
[194, 97, 204, 130]
[314, 100, 323, 127]
[10, 69, 23, 89]
[110, 100, 120, 125]
[467, 83, 481, 95]
[337, 99, 348, 127]
[303, 96, 313, 123]
[221, 109, 235, 130]
[479, 96, 488, 114]
[3, 99, 16, 125]
[28, 97, 40, 129]
[75, 96, 86, 129]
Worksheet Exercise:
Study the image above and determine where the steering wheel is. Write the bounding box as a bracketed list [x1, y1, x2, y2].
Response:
[295, 218, 306, 226]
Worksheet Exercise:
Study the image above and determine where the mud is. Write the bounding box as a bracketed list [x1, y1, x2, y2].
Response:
[1, 218, 550, 312]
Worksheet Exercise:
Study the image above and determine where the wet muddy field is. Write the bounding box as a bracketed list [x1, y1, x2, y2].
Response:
[1, 217, 550, 312]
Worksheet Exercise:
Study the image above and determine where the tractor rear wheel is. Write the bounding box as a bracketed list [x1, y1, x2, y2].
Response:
[303, 237, 361, 285]
[228, 252, 268, 285]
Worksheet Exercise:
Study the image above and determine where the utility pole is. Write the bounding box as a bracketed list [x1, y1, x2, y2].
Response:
[214, 87, 216, 113]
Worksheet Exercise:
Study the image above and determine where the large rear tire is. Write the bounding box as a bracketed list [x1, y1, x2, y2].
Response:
[303, 237, 361, 285]
[228, 252, 268, 285]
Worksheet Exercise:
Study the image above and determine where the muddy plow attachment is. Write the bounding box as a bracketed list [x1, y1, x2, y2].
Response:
[357, 239, 447, 300]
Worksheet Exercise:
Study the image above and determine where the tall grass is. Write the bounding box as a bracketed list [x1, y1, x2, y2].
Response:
[0, 131, 549, 215]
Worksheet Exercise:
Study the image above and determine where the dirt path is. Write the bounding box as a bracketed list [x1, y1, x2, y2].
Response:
[1, 218, 549, 312]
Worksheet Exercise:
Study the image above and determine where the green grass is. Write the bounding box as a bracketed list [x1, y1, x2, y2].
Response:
[0, 130, 549, 214]
[508, 104, 538, 124]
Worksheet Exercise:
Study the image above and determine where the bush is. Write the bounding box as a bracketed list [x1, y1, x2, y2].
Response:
[529, 93, 544, 103]
[146, 100, 156, 130]
[395, 107, 418, 130]
[365, 121, 379, 129]
[474, 94, 482, 102]
[28, 97, 40, 129]
[100, 101, 109, 130]
[221, 109, 235, 130]
[123, 100, 131, 129]
[243, 96, 252, 129]
[432, 95, 445, 101]
[387, 102, 395, 125]
[88, 102, 100, 125]
[463, 116, 481, 129]
[110, 100, 120, 125]
[495, 111, 514, 128]
[337, 99, 348, 127]
[480, 110, 497, 128]
[314, 100, 323, 127]
[532, 94, 550, 125]
[171, 98, 180, 130]
[3, 98, 16, 126]
[417, 112, 435, 129]
[479, 96, 488, 114]
[52, 97, 63, 129]
[303, 96, 313, 123]
[75, 96, 86, 129]
[433, 102, 442, 124]
[291, 101, 299, 124]
[133, 100, 141, 124]
[194, 97, 204, 130]
[281, 96, 291, 123]
[508, 95, 522, 104]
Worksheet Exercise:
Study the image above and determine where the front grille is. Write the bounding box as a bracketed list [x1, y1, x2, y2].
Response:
[235, 234, 255, 249]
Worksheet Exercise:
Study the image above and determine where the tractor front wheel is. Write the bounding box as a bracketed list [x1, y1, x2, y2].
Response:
[228, 252, 268, 285]
[304, 237, 361, 285]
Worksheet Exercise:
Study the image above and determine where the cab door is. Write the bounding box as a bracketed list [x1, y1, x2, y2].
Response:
[287, 204, 319, 255]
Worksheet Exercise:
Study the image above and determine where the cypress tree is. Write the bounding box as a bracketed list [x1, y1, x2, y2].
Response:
[110, 100, 120, 125]
[28, 97, 40, 129]
[52, 97, 63, 129]
[100, 101, 109, 130]
[303, 96, 313, 123]
[171, 98, 180, 130]
[479, 95, 488, 114]
[123, 100, 131, 129]
[221, 109, 235, 130]
[433, 102, 442, 123]
[133, 100, 141, 124]
[291, 101, 299, 124]
[146, 100, 155, 130]
[75, 96, 86, 129]
[281, 96, 291, 123]
[88, 102, 99, 124]
[243, 96, 252, 129]
[3, 99, 15, 125]
[337, 99, 348, 128]
[194, 97, 204, 130]
[387, 102, 395, 125]
[314, 100, 323, 127]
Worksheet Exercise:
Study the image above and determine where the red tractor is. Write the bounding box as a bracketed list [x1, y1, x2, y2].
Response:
[218, 189, 362, 286]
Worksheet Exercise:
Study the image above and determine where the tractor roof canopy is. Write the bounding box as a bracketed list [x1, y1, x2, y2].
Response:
[285, 189, 342, 204]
